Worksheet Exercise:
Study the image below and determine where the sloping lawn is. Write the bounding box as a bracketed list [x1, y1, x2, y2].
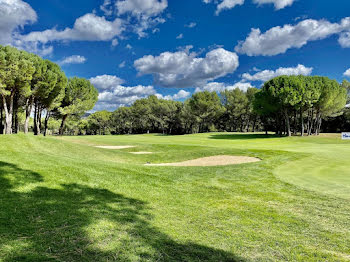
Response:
[0, 133, 349, 261]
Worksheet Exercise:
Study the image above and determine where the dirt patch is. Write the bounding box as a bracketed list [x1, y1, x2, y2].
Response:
[130, 152, 153, 155]
[95, 146, 135, 150]
[145, 155, 261, 167]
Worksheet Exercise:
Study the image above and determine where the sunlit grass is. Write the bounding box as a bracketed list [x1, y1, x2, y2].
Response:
[0, 133, 349, 261]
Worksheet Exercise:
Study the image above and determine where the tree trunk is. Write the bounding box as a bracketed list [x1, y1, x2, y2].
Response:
[33, 103, 41, 135]
[284, 109, 291, 137]
[44, 111, 50, 137]
[59, 115, 68, 135]
[0, 105, 3, 134]
[300, 108, 304, 137]
[2, 94, 14, 135]
[24, 97, 33, 134]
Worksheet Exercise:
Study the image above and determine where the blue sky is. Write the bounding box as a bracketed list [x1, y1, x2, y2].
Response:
[2, 0, 350, 111]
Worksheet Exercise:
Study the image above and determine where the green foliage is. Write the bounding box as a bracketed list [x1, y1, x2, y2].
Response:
[187, 91, 224, 132]
[88, 110, 112, 135]
[59, 77, 98, 117]
[254, 75, 348, 136]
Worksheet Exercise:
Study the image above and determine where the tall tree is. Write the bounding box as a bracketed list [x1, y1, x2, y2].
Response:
[187, 91, 224, 133]
[58, 77, 98, 135]
[0, 46, 34, 134]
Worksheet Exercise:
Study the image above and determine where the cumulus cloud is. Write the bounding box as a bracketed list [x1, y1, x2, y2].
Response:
[90, 75, 125, 90]
[134, 48, 239, 88]
[253, 0, 295, 10]
[91, 74, 190, 110]
[156, 89, 191, 100]
[242, 64, 313, 82]
[204, 0, 295, 14]
[0, 0, 37, 45]
[344, 68, 350, 77]
[100, 0, 168, 38]
[235, 17, 350, 56]
[339, 32, 350, 48]
[58, 55, 86, 66]
[216, 0, 244, 15]
[195, 81, 253, 93]
[20, 13, 124, 44]
[116, 0, 168, 17]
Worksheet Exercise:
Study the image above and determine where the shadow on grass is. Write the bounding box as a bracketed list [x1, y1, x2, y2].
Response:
[0, 161, 243, 261]
[209, 134, 280, 140]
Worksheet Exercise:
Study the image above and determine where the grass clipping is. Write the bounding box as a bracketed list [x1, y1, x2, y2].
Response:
[146, 155, 261, 167]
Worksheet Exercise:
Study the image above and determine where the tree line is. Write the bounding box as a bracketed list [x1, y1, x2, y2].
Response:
[69, 77, 348, 136]
[0, 45, 98, 135]
[1, 45, 348, 136]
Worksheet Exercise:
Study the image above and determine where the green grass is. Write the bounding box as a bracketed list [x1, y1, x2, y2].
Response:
[0, 133, 349, 261]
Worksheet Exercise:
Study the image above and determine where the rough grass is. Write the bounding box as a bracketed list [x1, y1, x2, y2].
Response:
[0, 133, 349, 261]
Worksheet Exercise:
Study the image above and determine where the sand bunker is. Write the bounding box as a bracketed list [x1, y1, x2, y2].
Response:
[145, 155, 261, 167]
[95, 145, 135, 149]
[130, 152, 153, 155]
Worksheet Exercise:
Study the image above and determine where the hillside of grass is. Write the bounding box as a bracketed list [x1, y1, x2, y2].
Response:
[0, 133, 349, 261]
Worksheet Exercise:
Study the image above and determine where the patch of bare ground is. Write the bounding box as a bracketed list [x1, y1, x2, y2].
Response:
[145, 155, 261, 167]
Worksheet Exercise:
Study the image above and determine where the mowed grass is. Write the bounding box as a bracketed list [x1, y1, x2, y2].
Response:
[0, 133, 349, 261]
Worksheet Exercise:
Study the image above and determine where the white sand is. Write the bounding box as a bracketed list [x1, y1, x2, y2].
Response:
[145, 155, 261, 167]
[95, 145, 135, 149]
[130, 152, 153, 155]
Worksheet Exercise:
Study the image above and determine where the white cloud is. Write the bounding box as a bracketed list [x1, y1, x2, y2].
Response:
[111, 39, 119, 47]
[204, 0, 295, 14]
[156, 90, 191, 100]
[253, 0, 295, 10]
[235, 17, 350, 56]
[195, 81, 253, 93]
[185, 22, 197, 28]
[116, 0, 168, 17]
[94, 78, 156, 110]
[176, 33, 183, 39]
[134, 47, 239, 88]
[100, 0, 114, 16]
[119, 61, 126, 68]
[126, 44, 133, 49]
[216, 0, 244, 15]
[0, 0, 37, 45]
[90, 75, 125, 90]
[58, 55, 87, 66]
[339, 32, 350, 48]
[20, 13, 124, 44]
[242, 64, 313, 82]
[344, 68, 350, 77]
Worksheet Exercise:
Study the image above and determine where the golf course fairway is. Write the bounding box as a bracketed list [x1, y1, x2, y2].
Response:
[0, 133, 349, 261]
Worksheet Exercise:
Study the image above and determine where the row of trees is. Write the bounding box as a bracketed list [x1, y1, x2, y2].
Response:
[59, 88, 262, 136]
[71, 76, 348, 137]
[1, 46, 348, 136]
[0, 45, 98, 135]
[254, 76, 348, 136]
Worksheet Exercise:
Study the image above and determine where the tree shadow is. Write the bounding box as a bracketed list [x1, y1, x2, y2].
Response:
[0, 161, 244, 261]
[209, 134, 280, 140]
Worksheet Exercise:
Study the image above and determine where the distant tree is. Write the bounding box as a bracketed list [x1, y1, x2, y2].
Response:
[111, 106, 133, 134]
[187, 91, 224, 133]
[88, 110, 112, 135]
[58, 77, 98, 135]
